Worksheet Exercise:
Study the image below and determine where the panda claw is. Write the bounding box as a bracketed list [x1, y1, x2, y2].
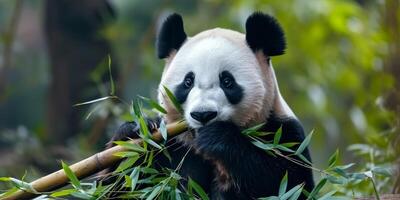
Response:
[107, 118, 160, 147]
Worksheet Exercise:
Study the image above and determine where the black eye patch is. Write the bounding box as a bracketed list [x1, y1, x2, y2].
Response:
[219, 71, 243, 104]
[174, 72, 195, 104]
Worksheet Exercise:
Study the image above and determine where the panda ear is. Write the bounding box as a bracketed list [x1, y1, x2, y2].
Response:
[156, 13, 187, 59]
[245, 12, 286, 56]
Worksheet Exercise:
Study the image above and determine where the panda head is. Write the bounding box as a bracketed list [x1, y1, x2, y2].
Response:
[157, 12, 292, 129]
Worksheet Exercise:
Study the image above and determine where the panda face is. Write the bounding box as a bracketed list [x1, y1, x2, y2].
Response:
[159, 30, 267, 129]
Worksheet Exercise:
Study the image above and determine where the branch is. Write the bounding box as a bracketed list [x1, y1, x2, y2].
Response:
[1, 121, 188, 200]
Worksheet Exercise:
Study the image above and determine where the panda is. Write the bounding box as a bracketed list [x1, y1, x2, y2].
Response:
[109, 12, 314, 199]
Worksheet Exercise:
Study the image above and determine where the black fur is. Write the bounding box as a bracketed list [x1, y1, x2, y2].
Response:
[107, 114, 314, 199]
[219, 71, 244, 104]
[156, 13, 187, 59]
[104, 11, 313, 199]
[193, 119, 314, 199]
[175, 71, 195, 104]
[245, 12, 286, 56]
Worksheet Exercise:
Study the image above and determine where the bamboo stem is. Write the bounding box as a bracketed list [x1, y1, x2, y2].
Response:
[1, 121, 188, 200]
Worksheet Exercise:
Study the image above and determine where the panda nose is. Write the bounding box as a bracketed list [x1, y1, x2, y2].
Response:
[190, 111, 217, 124]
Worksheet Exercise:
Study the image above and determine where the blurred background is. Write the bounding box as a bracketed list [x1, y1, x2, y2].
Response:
[0, 0, 398, 196]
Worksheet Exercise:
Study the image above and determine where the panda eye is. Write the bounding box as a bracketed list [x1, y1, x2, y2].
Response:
[222, 77, 233, 88]
[184, 76, 194, 88]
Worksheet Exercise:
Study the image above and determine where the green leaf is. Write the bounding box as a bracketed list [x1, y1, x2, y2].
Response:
[0, 177, 10, 182]
[258, 197, 280, 200]
[332, 167, 348, 178]
[307, 178, 327, 199]
[287, 185, 304, 200]
[139, 96, 168, 114]
[335, 163, 355, 170]
[146, 185, 162, 200]
[281, 142, 299, 148]
[297, 154, 312, 165]
[242, 123, 265, 135]
[159, 120, 168, 141]
[273, 127, 283, 145]
[124, 175, 132, 188]
[188, 178, 209, 200]
[295, 130, 313, 156]
[163, 85, 183, 113]
[107, 55, 115, 96]
[326, 175, 346, 184]
[113, 151, 139, 158]
[143, 137, 162, 149]
[279, 171, 288, 196]
[132, 99, 143, 118]
[73, 96, 116, 106]
[61, 161, 81, 189]
[281, 184, 304, 200]
[328, 149, 339, 168]
[372, 167, 392, 177]
[130, 167, 140, 191]
[318, 190, 337, 200]
[113, 141, 145, 153]
[9, 178, 38, 194]
[115, 156, 139, 173]
[276, 145, 295, 153]
[251, 140, 274, 151]
[51, 188, 77, 197]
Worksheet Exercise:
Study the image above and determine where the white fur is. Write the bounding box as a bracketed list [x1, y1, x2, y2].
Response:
[158, 28, 295, 129]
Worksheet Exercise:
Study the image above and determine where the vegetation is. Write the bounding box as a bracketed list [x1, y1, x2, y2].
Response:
[0, 0, 398, 199]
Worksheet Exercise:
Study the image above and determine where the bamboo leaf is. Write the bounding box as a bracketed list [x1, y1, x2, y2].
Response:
[279, 171, 288, 196]
[139, 96, 168, 114]
[9, 178, 38, 194]
[295, 130, 313, 156]
[51, 188, 77, 197]
[130, 167, 140, 191]
[146, 185, 162, 200]
[251, 140, 274, 151]
[287, 184, 304, 200]
[113, 141, 145, 153]
[318, 190, 337, 200]
[159, 120, 168, 141]
[0, 177, 10, 182]
[372, 167, 392, 177]
[188, 178, 209, 200]
[113, 151, 140, 158]
[328, 149, 339, 168]
[115, 156, 139, 173]
[307, 178, 327, 199]
[273, 127, 283, 145]
[163, 85, 183, 113]
[107, 55, 115, 96]
[242, 123, 265, 135]
[281, 184, 304, 200]
[297, 154, 312, 165]
[73, 96, 116, 107]
[61, 161, 81, 189]
[259, 197, 280, 200]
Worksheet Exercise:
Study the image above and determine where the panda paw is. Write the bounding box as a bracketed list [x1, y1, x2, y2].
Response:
[194, 121, 242, 158]
[107, 118, 160, 147]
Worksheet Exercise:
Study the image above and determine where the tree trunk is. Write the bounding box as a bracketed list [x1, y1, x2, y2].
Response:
[44, 0, 116, 144]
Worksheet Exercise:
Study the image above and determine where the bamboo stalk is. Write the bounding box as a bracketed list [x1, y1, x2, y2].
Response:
[1, 121, 188, 200]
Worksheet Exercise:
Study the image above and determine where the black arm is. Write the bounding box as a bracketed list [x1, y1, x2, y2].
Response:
[194, 120, 314, 198]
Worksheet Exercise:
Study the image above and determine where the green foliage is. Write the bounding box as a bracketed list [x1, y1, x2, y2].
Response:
[0, 99, 393, 199]
[0, 0, 398, 198]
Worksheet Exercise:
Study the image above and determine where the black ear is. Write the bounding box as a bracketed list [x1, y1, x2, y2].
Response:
[156, 13, 187, 59]
[245, 12, 286, 56]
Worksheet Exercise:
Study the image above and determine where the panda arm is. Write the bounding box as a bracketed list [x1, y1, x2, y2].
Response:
[106, 117, 161, 148]
[194, 120, 314, 197]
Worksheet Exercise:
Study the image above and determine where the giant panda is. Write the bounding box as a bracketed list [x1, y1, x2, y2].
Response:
[109, 12, 314, 199]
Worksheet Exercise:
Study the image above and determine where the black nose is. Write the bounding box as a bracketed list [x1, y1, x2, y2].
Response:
[190, 111, 217, 124]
